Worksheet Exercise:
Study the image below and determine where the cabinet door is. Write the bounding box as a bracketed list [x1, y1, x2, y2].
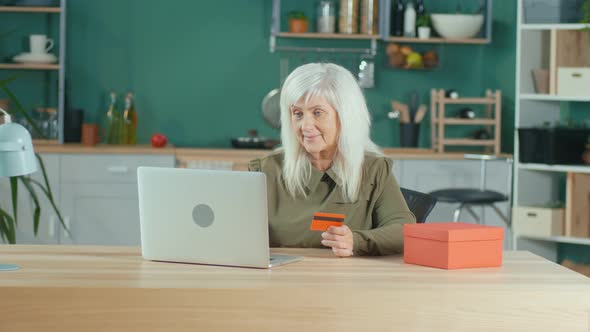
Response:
[0, 154, 60, 244]
[59, 183, 141, 246]
[58, 154, 175, 246]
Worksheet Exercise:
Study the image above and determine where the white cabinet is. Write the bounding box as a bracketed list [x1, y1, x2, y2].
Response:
[59, 183, 142, 245]
[58, 154, 175, 246]
[0, 154, 61, 244]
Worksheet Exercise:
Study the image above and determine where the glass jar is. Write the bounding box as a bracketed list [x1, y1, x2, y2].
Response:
[317, 1, 335, 33]
[339, 0, 359, 34]
[45, 107, 58, 139]
[360, 0, 378, 34]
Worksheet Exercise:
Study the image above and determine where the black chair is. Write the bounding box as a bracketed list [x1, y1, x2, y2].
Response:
[428, 154, 513, 227]
[400, 187, 437, 223]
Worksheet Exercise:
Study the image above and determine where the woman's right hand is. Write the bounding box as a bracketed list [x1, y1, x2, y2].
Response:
[321, 225, 354, 257]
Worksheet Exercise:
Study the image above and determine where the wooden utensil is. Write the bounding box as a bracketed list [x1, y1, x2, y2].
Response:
[414, 105, 427, 123]
[391, 100, 410, 123]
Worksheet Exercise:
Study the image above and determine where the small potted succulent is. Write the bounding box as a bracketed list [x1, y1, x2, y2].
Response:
[288, 11, 309, 33]
[416, 14, 431, 39]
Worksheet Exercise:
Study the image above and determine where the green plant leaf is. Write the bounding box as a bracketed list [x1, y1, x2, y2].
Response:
[35, 154, 53, 200]
[28, 179, 69, 237]
[0, 208, 16, 244]
[0, 85, 45, 138]
[287, 11, 307, 20]
[0, 74, 19, 87]
[19, 177, 41, 236]
[0, 211, 9, 243]
[10, 176, 18, 225]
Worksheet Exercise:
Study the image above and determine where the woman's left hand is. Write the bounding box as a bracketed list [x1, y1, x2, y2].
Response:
[321, 225, 354, 257]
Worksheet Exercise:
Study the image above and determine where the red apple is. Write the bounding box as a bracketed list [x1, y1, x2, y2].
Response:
[151, 133, 167, 148]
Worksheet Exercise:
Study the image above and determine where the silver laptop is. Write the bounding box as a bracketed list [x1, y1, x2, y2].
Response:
[137, 166, 302, 268]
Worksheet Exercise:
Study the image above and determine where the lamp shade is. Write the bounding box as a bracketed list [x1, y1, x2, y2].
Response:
[0, 112, 37, 177]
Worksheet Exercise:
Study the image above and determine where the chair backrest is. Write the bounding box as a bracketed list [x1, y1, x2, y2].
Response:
[400, 187, 437, 223]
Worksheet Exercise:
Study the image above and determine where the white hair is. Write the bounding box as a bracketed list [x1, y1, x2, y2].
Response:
[279, 62, 383, 202]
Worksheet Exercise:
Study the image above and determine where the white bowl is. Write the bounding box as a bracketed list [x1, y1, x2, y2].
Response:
[431, 14, 484, 39]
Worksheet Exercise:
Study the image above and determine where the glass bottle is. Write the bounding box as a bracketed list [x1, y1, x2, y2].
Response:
[122, 92, 137, 145]
[403, 1, 416, 37]
[317, 1, 335, 33]
[360, 0, 379, 34]
[416, 0, 425, 16]
[339, 0, 359, 34]
[104, 92, 120, 144]
[392, 0, 404, 36]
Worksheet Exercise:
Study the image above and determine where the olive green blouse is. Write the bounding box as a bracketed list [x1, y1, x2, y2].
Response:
[248, 151, 416, 256]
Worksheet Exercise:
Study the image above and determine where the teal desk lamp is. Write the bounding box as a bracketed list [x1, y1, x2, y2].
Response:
[0, 108, 37, 271]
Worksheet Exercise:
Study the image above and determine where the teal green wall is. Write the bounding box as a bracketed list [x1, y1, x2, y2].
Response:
[0, 0, 519, 149]
[483, 0, 517, 152]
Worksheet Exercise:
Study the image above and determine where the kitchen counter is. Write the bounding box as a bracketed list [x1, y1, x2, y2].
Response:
[34, 143, 176, 155]
[33, 144, 512, 170]
[35, 144, 512, 159]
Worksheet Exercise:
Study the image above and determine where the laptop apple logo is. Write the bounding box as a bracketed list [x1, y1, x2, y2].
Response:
[192, 204, 215, 227]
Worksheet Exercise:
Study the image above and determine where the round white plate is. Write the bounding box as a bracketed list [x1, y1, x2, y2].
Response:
[13, 52, 57, 64]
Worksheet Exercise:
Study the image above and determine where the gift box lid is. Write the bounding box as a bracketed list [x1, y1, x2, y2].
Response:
[403, 222, 504, 242]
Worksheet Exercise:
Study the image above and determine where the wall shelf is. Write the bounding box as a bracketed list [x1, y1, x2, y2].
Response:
[386, 37, 488, 44]
[442, 139, 496, 146]
[33, 139, 60, 145]
[277, 32, 378, 40]
[519, 234, 590, 246]
[0, 6, 60, 13]
[270, 0, 493, 54]
[520, 94, 590, 102]
[442, 97, 497, 105]
[0, 63, 59, 70]
[521, 23, 589, 31]
[443, 119, 496, 125]
[518, 163, 590, 174]
[0, 0, 66, 143]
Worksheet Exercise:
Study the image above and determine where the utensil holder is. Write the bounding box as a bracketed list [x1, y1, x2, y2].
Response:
[400, 122, 420, 147]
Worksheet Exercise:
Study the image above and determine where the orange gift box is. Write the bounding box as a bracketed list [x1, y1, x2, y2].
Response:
[403, 222, 504, 270]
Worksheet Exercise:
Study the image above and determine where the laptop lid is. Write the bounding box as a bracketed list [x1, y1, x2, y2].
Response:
[137, 166, 271, 268]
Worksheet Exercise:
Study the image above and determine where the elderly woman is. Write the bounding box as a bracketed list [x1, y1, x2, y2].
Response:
[249, 63, 415, 257]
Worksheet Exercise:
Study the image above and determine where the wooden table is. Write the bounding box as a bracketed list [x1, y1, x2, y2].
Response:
[1, 246, 589, 332]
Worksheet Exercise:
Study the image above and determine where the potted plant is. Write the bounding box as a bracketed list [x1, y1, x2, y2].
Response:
[416, 14, 431, 39]
[288, 11, 309, 33]
[0, 75, 66, 244]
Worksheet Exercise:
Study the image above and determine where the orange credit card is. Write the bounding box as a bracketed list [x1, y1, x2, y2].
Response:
[310, 212, 345, 231]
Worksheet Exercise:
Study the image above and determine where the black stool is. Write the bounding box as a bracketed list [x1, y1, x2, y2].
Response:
[429, 154, 513, 227]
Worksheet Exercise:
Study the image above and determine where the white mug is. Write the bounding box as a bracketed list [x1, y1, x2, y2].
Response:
[30, 34, 54, 54]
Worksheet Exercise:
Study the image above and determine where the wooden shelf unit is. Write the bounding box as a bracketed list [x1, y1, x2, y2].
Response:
[430, 89, 501, 154]
[513, 1, 590, 259]
[0, 6, 60, 13]
[0, 63, 59, 70]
